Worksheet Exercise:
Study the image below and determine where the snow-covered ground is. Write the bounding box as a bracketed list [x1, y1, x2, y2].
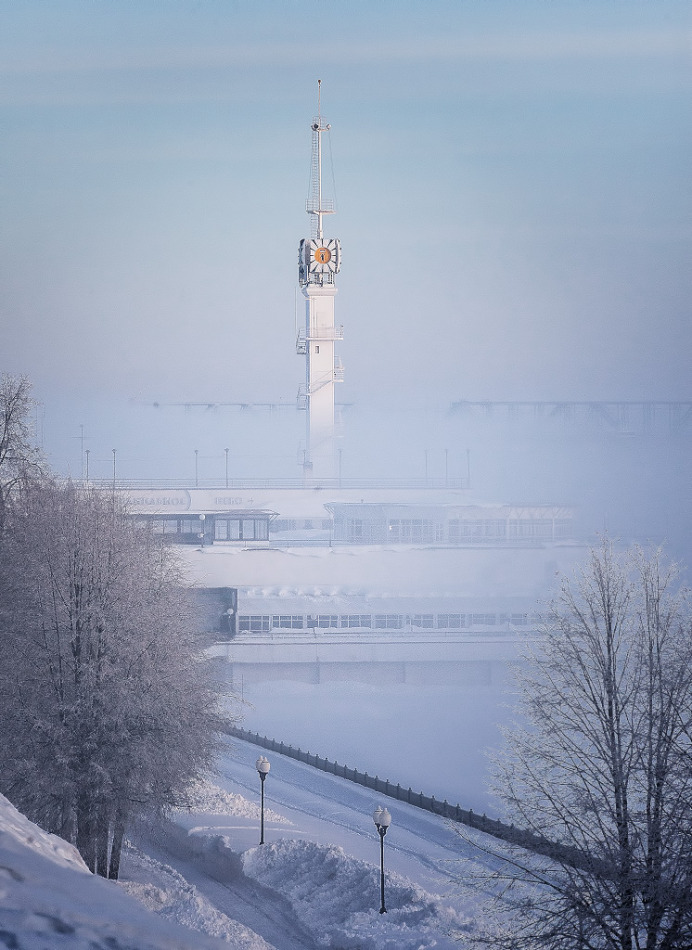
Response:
[2, 734, 505, 949]
[120, 734, 505, 948]
[0, 790, 231, 949]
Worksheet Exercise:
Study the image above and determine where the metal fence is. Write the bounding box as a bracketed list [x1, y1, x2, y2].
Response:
[221, 724, 571, 861]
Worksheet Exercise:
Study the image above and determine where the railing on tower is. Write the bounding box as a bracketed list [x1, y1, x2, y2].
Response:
[296, 326, 344, 354]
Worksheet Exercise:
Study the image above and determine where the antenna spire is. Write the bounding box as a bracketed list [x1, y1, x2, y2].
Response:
[307, 80, 333, 241]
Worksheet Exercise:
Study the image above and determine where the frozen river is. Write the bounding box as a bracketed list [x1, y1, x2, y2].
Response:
[214, 635, 526, 814]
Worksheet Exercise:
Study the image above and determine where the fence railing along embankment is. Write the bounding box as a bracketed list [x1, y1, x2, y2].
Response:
[222, 724, 590, 870]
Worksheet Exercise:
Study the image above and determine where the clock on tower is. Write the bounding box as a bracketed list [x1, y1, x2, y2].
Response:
[299, 237, 341, 285]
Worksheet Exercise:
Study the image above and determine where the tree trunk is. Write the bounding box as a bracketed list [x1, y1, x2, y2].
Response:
[76, 795, 96, 872]
[108, 806, 127, 881]
[95, 806, 110, 878]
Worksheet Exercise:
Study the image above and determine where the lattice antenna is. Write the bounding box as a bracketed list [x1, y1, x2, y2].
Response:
[306, 79, 335, 240]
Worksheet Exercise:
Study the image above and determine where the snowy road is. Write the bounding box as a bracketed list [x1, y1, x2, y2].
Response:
[212, 735, 491, 909]
[119, 734, 510, 948]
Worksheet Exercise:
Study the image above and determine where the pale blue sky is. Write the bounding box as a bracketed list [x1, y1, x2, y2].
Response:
[0, 0, 690, 481]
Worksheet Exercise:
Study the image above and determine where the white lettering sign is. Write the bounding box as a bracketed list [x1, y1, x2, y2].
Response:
[129, 496, 188, 507]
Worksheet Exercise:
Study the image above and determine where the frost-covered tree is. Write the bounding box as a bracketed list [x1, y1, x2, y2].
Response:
[472, 541, 692, 950]
[0, 373, 43, 533]
[0, 481, 224, 878]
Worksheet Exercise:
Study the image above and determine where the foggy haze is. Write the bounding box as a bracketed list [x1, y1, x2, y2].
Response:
[2, 1, 691, 557]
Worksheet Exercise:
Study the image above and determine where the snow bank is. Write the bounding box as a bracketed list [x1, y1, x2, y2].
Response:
[0, 791, 88, 874]
[242, 838, 472, 949]
[0, 772, 479, 949]
[175, 777, 290, 825]
[130, 775, 476, 949]
[0, 792, 233, 949]
[121, 843, 272, 949]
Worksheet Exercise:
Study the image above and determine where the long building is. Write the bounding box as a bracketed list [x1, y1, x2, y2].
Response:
[121, 484, 582, 639]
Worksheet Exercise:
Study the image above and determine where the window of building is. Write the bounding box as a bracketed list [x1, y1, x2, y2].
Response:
[554, 519, 571, 538]
[317, 615, 339, 628]
[179, 519, 203, 534]
[151, 518, 181, 535]
[347, 519, 364, 541]
[238, 615, 271, 632]
[509, 519, 553, 540]
[341, 615, 372, 628]
[412, 614, 434, 628]
[373, 614, 403, 629]
[470, 613, 497, 626]
[448, 519, 507, 542]
[214, 517, 268, 541]
[215, 519, 239, 540]
[437, 614, 465, 628]
[387, 520, 435, 543]
[272, 616, 304, 629]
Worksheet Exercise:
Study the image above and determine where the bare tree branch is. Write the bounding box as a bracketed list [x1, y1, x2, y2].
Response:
[466, 540, 692, 950]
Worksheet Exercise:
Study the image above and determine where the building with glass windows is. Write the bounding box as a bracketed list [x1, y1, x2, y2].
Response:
[120, 485, 582, 641]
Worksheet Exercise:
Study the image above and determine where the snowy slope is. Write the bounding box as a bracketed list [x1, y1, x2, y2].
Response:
[0, 792, 237, 949]
[2, 736, 500, 949]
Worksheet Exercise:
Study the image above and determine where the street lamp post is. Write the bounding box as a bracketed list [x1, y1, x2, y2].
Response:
[256, 756, 270, 844]
[373, 805, 392, 914]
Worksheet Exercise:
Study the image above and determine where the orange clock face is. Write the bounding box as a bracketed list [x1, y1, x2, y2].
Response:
[314, 246, 332, 264]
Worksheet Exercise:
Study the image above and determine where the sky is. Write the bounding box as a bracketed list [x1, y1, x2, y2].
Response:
[1, 0, 690, 488]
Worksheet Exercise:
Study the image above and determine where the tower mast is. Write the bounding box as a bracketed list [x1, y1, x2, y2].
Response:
[297, 81, 343, 482]
[316, 79, 324, 240]
[307, 79, 333, 241]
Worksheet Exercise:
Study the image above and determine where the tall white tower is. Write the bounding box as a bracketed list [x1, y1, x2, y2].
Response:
[297, 81, 343, 482]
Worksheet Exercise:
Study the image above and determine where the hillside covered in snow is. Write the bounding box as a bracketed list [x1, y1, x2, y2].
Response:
[0, 735, 496, 949]
[0, 791, 235, 949]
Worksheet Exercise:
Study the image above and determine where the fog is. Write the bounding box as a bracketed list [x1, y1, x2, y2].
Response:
[3, 2, 691, 561]
[34, 395, 692, 566]
[223, 650, 520, 813]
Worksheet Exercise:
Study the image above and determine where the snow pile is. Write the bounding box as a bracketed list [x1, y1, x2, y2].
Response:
[243, 838, 472, 949]
[0, 765, 480, 949]
[0, 792, 232, 949]
[175, 777, 290, 824]
[120, 843, 272, 949]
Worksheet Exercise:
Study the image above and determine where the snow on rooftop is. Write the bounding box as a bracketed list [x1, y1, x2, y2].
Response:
[179, 542, 586, 600]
